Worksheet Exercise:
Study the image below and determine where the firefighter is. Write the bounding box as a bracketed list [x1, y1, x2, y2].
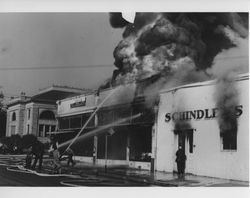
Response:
[31, 140, 45, 171]
[52, 149, 62, 174]
[25, 146, 33, 169]
[65, 148, 75, 167]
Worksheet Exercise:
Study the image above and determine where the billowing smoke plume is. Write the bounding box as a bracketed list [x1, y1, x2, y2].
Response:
[109, 13, 248, 82]
[108, 12, 248, 108]
[214, 71, 239, 136]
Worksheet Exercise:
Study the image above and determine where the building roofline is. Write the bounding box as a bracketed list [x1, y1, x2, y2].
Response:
[6, 96, 31, 107]
[159, 73, 249, 94]
[36, 85, 87, 96]
[58, 90, 97, 103]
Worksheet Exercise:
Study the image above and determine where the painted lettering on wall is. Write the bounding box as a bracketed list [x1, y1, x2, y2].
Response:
[165, 105, 243, 122]
[70, 98, 86, 108]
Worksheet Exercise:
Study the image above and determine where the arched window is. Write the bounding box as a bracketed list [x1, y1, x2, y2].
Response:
[39, 110, 55, 120]
[12, 112, 16, 121]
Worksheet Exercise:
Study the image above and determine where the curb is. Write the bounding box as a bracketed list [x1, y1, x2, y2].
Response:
[79, 169, 178, 186]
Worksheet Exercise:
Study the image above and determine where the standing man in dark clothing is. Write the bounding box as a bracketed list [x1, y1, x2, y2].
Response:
[31, 140, 45, 170]
[175, 146, 187, 178]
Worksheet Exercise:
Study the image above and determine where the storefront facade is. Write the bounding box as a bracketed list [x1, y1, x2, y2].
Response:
[56, 73, 248, 181]
[57, 85, 154, 169]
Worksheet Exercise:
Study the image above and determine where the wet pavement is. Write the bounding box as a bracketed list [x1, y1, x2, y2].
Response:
[60, 159, 249, 187]
[0, 154, 249, 187]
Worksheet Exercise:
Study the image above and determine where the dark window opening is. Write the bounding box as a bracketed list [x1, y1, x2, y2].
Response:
[98, 110, 114, 126]
[59, 117, 70, 129]
[51, 125, 56, 132]
[176, 129, 194, 154]
[27, 124, 30, 134]
[97, 126, 127, 160]
[70, 116, 81, 128]
[187, 131, 193, 153]
[12, 112, 16, 121]
[129, 125, 152, 162]
[131, 104, 154, 124]
[45, 125, 50, 136]
[40, 110, 55, 120]
[59, 114, 94, 130]
[81, 113, 94, 128]
[27, 109, 31, 119]
[113, 107, 132, 123]
[39, 125, 44, 137]
[221, 130, 237, 150]
[72, 136, 93, 156]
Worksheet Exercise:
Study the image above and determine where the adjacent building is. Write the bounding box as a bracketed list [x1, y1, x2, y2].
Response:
[56, 83, 153, 169]
[5, 86, 86, 140]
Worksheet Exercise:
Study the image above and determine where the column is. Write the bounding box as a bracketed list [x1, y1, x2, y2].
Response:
[93, 135, 98, 165]
[126, 133, 130, 162]
[93, 113, 98, 165]
[43, 125, 45, 137]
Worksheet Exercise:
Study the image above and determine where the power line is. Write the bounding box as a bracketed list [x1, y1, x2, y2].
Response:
[0, 56, 248, 71]
[0, 64, 114, 71]
[215, 55, 248, 61]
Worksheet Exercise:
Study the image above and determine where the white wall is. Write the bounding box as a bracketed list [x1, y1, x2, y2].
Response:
[156, 75, 249, 181]
[7, 105, 22, 136]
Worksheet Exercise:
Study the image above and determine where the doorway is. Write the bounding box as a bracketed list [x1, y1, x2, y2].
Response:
[177, 129, 194, 154]
[175, 129, 195, 173]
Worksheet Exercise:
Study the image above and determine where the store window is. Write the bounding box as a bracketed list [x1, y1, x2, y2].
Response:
[98, 110, 114, 126]
[59, 117, 70, 129]
[221, 130, 237, 150]
[80, 113, 94, 128]
[70, 116, 81, 128]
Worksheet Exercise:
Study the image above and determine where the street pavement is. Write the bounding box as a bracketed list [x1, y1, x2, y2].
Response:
[70, 161, 249, 187]
[0, 154, 149, 186]
[0, 154, 249, 187]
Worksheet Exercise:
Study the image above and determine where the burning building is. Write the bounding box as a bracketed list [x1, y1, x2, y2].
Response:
[56, 73, 248, 181]
[56, 82, 154, 169]
[155, 73, 248, 181]
[55, 13, 248, 181]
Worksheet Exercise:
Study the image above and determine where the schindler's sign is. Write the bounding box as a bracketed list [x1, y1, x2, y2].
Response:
[165, 105, 243, 122]
[70, 97, 86, 108]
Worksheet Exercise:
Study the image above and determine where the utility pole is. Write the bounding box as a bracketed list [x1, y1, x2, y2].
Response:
[104, 134, 108, 173]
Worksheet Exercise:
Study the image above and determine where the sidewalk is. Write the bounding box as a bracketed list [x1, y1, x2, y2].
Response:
[61, 160, 249, 187]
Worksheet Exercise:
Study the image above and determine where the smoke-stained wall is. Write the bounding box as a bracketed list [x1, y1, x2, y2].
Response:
[156, 74, 248, 181]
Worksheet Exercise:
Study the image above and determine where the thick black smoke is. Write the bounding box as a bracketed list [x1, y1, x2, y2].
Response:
[109, 13, 248, 86]
[109, 13, 129, 28]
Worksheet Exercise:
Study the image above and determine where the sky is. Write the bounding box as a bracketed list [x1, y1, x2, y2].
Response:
[0, 13, 123, 99]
